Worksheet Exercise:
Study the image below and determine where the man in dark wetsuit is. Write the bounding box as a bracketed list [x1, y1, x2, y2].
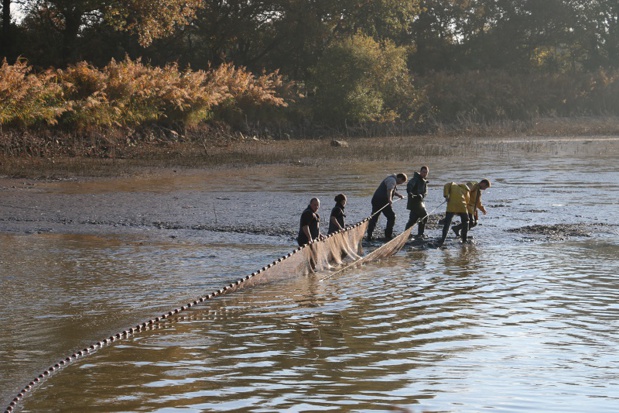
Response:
[297, 197, 322, 246]
[405, 166, 429, 239]
[366, 173, 407, 241]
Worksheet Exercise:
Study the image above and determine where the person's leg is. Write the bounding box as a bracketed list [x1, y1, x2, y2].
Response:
[366, 200, 381, 239]
[452, 223, 461, 237]
[417, 218, 426, 237]
[459, 213, 469, 242]
[452, 219, 462, 237]
[384, 205, 396, 239]
[405, 210, 417, 230]
[367, 214, 379, 240]
[417, 205, 428, 237]
[453, 212, 474, 237]
[439, 212, 454, 244]
[468, 213, 477, 229]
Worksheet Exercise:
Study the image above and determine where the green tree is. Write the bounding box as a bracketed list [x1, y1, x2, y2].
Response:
[410, 0, 586, 73]
[408, 0, 464, 73]
[184, 0, 421, 77]
[15, 0, 201, 66]
[310, 32, 418, 125]
[575, 0, 619, 69]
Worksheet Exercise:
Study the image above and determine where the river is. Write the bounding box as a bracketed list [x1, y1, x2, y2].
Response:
[1, 136, 618, 412]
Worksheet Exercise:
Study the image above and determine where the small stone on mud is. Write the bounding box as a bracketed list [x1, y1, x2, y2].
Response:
[331, 139, 349, 148]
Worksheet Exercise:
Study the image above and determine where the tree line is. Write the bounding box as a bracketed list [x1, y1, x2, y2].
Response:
[1, 0, 619, 140]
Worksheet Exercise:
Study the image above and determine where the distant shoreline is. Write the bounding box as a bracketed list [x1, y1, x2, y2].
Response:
[1, 117, 618, 180]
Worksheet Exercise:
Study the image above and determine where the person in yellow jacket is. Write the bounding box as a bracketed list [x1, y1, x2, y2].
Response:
[437, 182, 471, 246]
[453, 179, 491, 237]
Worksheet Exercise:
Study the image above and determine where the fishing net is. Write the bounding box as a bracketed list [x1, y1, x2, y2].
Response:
[353, 225, 412, 265]
[224, 220, 369, 293]
[225, 217, 413, 291]
[319, 225, 413, 281]
[3, 217, 411, 413]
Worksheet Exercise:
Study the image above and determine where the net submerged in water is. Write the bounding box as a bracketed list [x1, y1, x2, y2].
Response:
[2, 217, 413, 413]
[226, 220, 369, 292]
[228, 218, 413, 292]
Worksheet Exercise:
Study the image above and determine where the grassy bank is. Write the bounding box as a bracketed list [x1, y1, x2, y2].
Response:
[1, 116, 618, 179]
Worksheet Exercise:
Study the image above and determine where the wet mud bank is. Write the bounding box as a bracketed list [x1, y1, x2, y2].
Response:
[507, 223, 618, 241]
[2, 135, 619, 244]
[0, 176, 301, 243]
[1, 175, 616, 246]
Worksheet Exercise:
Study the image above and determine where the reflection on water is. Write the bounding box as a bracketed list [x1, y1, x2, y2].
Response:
[2, 137, 619, 412]
[0, 233, 287, 410]
[12, 240, 619, 413]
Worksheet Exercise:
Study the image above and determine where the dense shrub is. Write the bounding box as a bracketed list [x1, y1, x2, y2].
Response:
[0, 58, 292, 133]
[58, 62, 117, 129]
[208, 63, 292, 129]
[0, 59, 67, 128]
[417, 69, 619, 125]
[102, 58, 224, 128]
[309, 33, 421, 126]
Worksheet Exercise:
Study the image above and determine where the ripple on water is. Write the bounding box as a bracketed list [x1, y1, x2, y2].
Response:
[5, 143, 619, 412]
[11, 237, 619, 413]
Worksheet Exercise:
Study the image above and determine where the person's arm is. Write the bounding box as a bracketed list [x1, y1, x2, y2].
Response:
[474, 188, 487, 215]
[301, 224, 313, 243]
[443, 183, 451, 201]
[330, 214, 344, 231]
[393, 184, 404, 200]
[384, 176, 402, 201]
[478, 199, 487, 215]
[409, 178, 423, 200]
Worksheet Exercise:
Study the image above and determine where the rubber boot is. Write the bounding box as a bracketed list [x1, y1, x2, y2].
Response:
[417, 221, 426, 238]
[460, 221, 469, 243]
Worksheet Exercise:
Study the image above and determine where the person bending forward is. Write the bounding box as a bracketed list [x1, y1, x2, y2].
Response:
[438, 182, 470, 246]
[366, 173, 407, 241]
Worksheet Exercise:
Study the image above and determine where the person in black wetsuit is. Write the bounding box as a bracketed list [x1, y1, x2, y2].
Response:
[328, 193, 347, 234]
[297, 197, 322, 246]
[405, 166, 430, 240]
[366, 173, 407, 241]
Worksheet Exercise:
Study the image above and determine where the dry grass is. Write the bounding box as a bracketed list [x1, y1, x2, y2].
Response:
[0, 58, 292, 132]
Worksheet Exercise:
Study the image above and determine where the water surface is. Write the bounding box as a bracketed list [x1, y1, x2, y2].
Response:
[1, 137, 618, 412]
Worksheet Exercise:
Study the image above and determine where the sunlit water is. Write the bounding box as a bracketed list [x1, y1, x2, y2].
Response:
[1, 137, 619, 412]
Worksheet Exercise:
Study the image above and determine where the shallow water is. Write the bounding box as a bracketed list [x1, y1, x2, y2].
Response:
[1, 137, 619, 412]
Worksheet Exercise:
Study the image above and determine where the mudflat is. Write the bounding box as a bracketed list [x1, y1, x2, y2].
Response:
[1, 134, 617, 243]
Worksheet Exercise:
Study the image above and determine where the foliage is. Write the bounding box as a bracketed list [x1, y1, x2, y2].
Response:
[309, 33, 420, 125]
[0, 58, 67, 127]
[419, 69, 619, 125]
[0, 58, 292, 134]
[100, 58, 218, 128]
[9, 0, 202, 67]
[4, 0, 619, 135]
[209, 63, 293, 128]
[103, 0, 202, 47]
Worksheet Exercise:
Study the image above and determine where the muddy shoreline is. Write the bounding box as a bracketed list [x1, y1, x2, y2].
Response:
[0, 175, 295, 242]
[2, 134, 619, 243]
[1, 174, 615, 245]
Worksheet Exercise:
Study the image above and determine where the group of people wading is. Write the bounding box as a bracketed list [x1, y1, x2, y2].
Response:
[297, 166, 491, 248]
